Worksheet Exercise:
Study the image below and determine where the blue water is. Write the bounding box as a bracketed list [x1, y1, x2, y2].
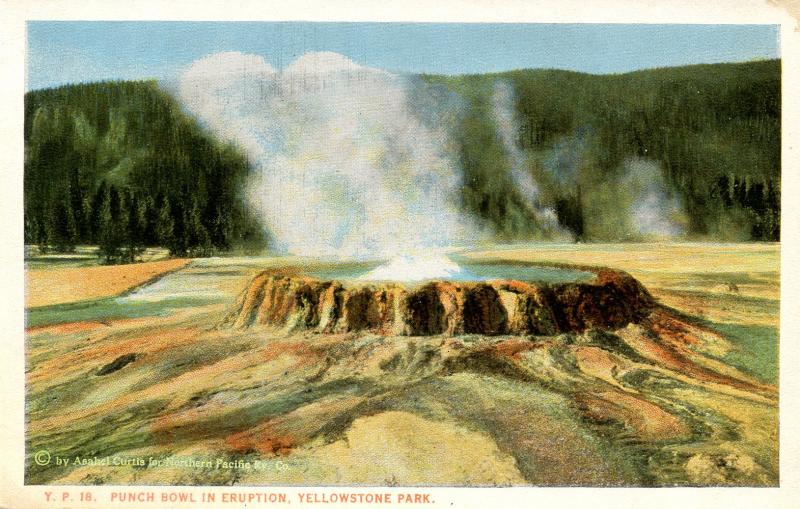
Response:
[306, 258, 593, 284]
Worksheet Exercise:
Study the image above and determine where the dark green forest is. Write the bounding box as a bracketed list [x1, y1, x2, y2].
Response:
[24, 81, 265, 262]
[423, 59, 780, 242]
[24, 60, 780, 262]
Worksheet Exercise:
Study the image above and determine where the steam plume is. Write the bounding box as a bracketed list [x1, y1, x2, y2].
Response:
[491, 82, 564, 236]
[178, 51, 482, 259]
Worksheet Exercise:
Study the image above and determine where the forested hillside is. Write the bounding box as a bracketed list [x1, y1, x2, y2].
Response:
[24, 81, 265, 261]
[424, 59, 780, 241]
[24, 60, 780, 262]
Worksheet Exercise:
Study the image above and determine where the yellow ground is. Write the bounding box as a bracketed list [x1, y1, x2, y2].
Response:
[25, 258, 190, 308]
[24, 244, 780, 486]
[471, 242, 778, 282]
[470, 242, 779, 322]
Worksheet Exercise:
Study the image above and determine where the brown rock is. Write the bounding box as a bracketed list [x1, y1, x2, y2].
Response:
[463, 284, 507, 335]
[400, 283, 447, 336]
[221, 266, 654, 337]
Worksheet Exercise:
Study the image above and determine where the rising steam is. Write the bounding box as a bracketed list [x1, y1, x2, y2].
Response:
[491, 82, 564, 236]
[178, 51, 482, 259]
[622, 158, 686, 238]
[176, 51, 686, 259]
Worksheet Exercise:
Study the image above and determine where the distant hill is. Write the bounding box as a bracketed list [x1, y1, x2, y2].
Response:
[24, 81, 265, 259]
[423, 60, 780, 241]
[24, 60, 780, 259]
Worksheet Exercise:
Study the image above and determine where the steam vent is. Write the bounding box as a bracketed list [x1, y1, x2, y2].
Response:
[221, 264, 656, 336]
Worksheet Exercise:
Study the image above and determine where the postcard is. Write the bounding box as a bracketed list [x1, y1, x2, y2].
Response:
[1, 1, 798, 507]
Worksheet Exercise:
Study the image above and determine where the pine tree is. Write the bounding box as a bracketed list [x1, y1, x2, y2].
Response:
[116, 189, 133, 263]
[98, 186, 123, 264]
[155, 195, 175, 250]
[80, 196, 93, 244]
[68, 167, 86, 242]
[52, 195, 78, 253]
[169, 198, 188, 257]
[35, 207, 51, 254]
[141, 194, 157, 246]
[185, 197, 210, 257]
[24, 216, 37, 245]
[122, 191, 146, 263]
[212, 205, 233, 251]
[90, 180, 108, 244]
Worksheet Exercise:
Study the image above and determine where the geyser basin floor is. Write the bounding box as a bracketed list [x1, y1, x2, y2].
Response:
[25, 244, 778, 487]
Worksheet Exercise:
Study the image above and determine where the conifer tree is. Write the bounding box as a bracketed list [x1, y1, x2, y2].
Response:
[90, 181, 108, 245]
[212, 205, 233, 251]
[122, 191, 146, 262]
[184, 197, 210, 257]
[52, 194, 78, 253]
[98, 185, 123, 264]
[34, 209, 52, 254]
[155, 195, 175, 250]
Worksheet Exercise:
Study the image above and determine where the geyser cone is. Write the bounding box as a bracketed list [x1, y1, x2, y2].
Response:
[221, 265, 656, 337]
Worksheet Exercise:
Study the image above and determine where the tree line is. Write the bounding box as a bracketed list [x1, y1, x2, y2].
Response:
[24, 81, 265, 262]
[25, 60, 781, 263]
[26, 181, 237, 263]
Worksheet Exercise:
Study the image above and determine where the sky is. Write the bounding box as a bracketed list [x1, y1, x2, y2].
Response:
[26, 22, 779, 91]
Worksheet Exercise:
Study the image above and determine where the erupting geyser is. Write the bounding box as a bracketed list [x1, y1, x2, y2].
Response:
[357, 255, 477, 282]
[221, 262, 655, 337]
[181, 52, 659, 338]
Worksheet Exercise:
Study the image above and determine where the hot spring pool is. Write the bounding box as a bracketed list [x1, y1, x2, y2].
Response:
[304, 255, 594, 284]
